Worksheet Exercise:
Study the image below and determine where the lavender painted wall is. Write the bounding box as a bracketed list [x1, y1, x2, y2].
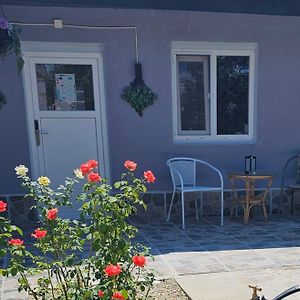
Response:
[1, 5, 300, 193]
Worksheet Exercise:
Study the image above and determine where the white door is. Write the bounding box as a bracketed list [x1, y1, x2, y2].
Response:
[23, 51, 109, 219]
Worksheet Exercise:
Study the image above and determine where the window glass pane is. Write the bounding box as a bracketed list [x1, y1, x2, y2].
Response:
[177, 56, 209, 133]
[35, 64, 95, 111]
[217, 56, 249, 135]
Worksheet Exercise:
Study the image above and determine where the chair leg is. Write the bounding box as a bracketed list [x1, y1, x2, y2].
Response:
[291, 190, 295, 215]
[200, 192, 203, 218]
[194, 192, 198, 220]
[230, 200, 236, 218]
[220, 190, 224, 226]
[181, 191, 185, 229]
[269, 189, 273, 216]
[167, 190, 176, 222]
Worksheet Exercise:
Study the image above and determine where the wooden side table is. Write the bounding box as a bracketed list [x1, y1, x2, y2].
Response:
[228, 172, 273, 224]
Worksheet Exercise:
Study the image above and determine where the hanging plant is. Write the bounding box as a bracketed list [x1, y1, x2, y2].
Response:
[0, 18, 24, 72]
[121, 63, 157, 116]
[0, 17, 24, 109]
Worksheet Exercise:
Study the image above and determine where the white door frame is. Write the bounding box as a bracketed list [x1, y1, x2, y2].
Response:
[21, 42, 110, 181]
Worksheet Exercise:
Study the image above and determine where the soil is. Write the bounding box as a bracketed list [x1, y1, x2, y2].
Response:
[147, 279, 191, 300]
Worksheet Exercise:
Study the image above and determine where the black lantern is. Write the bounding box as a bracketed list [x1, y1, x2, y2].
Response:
[244, 155, 256, 174]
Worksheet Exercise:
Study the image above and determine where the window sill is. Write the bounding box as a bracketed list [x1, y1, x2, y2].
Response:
[173, 136, 256, 145]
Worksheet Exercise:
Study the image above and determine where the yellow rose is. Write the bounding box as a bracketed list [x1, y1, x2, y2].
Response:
[15, 165, 29, 177]
[37, 176, 51, 186]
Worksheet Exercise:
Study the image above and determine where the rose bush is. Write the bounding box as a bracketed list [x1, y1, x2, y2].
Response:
[0, 159, 155, 299]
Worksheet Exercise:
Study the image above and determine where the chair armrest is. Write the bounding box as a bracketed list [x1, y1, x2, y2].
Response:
[194, 159, 224, 189]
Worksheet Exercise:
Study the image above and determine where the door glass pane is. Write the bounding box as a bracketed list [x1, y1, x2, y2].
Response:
[177, 56, 209, 133]
[35, 64, 95, 111]
[217, 56, 249, 135]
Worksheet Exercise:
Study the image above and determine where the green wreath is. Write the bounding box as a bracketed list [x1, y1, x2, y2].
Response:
[121, 82, 157, 116]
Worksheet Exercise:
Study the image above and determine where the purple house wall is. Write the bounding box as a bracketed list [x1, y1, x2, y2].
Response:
[1, 4, 300, 194]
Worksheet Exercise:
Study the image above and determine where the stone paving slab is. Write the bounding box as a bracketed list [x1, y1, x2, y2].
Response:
[177, 266, 300, 300]
[147, 247, 300, 278]
[1, 276, 29, 300]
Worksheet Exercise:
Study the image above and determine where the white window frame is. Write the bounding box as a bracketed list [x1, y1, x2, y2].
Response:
[171, 41, 257, 143]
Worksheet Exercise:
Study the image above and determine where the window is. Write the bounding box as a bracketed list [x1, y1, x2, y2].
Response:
[172, 42, 256, 142]
[36, 64, 95, 111]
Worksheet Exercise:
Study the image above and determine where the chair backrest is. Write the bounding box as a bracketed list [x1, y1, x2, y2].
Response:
[281, 154, 300, 188]
[167, 158, 196, 187]
[166, 157, 223, 188]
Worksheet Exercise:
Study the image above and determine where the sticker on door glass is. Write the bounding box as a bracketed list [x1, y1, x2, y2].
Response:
[55, 74, 77, 101]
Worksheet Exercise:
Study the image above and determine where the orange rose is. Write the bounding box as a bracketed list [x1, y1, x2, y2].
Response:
[86, 159, 98, 169]
[124, 160, 137, 172]
[98, 290, 104, 298]
[31, 228, 47, 239]
[112, 291, 125, 299]
[104, 264, 122, 277]
[132, 255, 146, 267]
[8, 238, 24, 247]
[80, 163, 92, 175]
[80, 159, 99, 175]
[143, 170, 156, 183]
[47, 208, 58, 220]
[87, 172, 101, 183]
[0, 200, 7, 212]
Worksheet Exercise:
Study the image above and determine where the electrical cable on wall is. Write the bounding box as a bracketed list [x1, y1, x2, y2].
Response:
[10, 20, 140, 63]
[0, 6, 157, 116]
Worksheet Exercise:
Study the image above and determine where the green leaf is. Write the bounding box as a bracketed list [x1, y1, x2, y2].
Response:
[11, 267, 18, 276]
[120, 289, 129, 299]
[114, 181, 121, 188]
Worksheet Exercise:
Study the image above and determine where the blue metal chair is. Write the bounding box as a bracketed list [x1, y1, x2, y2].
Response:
[280, 154, 300, 215]
[166, 157, 224, 229]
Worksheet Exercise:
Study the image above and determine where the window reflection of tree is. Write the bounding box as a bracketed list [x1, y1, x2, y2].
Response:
[217, 56, 249, 135]
[180, 61, 206, 131]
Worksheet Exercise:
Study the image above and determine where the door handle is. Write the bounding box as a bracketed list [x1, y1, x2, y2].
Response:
[34, 120, 41, 146]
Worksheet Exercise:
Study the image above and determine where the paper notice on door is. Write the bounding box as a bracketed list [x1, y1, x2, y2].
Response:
[55, 74, 77, 101]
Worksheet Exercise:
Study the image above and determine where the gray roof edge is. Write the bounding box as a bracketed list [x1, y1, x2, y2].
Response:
[1, 0, 300, 17]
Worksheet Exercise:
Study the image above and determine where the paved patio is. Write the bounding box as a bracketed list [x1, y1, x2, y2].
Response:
[2, 215, 300, 299]
[135, 215, 300, 278]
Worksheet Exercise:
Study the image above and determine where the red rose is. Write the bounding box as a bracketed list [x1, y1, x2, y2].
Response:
[112, 291, 125, 300]
[80, 163, 92, 175]
[86, 159, 98, 169]
[104, 264, 122, 277]
[87, 172, 101, 183]
[47, 208, 58, 220]
[0, 200, 7, 212]
[31, 228, 47, 239]
[143, 170, 156, 183]
[132, 255, 146, 267]
[124, 160, 137, 172]
[8, 238, 24, 247]
[98, 290, 104, 298]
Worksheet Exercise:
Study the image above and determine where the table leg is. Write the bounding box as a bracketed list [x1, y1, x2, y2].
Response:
[244, 179, 250, 224]
[229, 176, 238, 218]
[262, 204, 268, 222]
